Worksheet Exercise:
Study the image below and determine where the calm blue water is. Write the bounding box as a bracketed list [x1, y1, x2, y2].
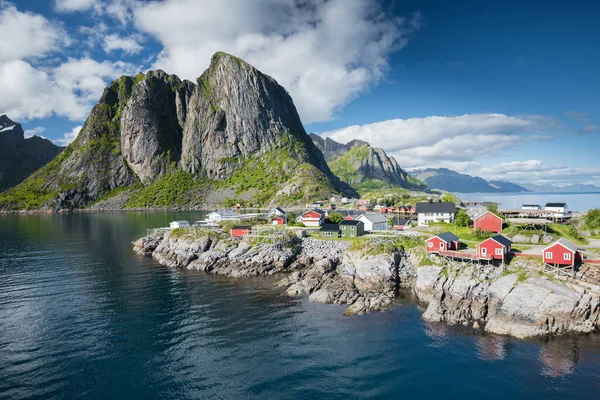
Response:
[455, 192, 600, 212]
[1, 212, 600, 399]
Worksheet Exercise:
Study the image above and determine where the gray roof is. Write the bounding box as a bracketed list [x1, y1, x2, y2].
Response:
[435, 232, 459, 242]
[359, 213, 389, 224]
[549, 238, 579, 253]
[340, 220, 362, 226]
[489, 234, 512, 247]
[320, 223, 340, 232]
[545, 202, 566, 207]
[268, 207, 286, 216]
[394, 219, 412, 225]
[416, 201, 456, 214]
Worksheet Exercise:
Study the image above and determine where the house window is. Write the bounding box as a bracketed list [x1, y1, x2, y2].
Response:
[545, 252, 552, 259]
[440, 243, 445, 249]
[495, 248, 502, 255]
[481, 248, 487, 255]
[564, 253, 571, 261]
[351, 227, 355, 230]
[427, 242, 433, 248]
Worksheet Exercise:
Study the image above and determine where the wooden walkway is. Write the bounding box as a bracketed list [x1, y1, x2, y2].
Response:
[430, 250, 493, 262]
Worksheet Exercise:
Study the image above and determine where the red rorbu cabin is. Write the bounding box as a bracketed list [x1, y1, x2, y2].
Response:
[543, 238, 583, 266]
[231, 226, 252, 237]
[476, 235, 512, 260]
[272, 216, 286, 225]
[426, 232, 460, 252]
[473, 211, 503, 233]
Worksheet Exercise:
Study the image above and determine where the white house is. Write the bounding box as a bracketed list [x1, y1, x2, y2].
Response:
[522, 204, 542, 210]
[356, 213, 389, 231]
[301, 209, 326, 227]
[267, 207, 286, 218]
[206, 210, 239, 223]
[415, 201, 456, 226]
[544, 202, 568, 213]
[169, 220, 190, 229]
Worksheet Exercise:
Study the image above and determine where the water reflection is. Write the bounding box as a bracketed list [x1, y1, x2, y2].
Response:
[539, 338, 580, 378]
[475, 334, 510, 361]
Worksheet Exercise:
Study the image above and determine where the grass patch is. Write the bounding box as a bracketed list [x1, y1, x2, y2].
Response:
[125, 170, 208, 208]
[548, 223, 589, 246]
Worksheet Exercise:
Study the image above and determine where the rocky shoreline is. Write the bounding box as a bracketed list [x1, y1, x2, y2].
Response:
[133, 229, 600, 338]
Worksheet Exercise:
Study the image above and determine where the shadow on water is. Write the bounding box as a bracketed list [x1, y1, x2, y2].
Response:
[1, 212, 600, 399]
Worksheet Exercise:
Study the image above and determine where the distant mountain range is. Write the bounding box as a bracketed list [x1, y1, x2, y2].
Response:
[520, 183, 600, 193]
[410, 168, 529, 193]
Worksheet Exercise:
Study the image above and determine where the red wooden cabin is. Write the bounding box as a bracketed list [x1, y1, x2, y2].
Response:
[272, 216, 286, 225]
[426, 232, 460, 252]
[543, 238, 583, 266]
[301, 209, 326, 227]
[473, 211, 503, 233]
[476, 235, 512, 260]
[231, 226, 252, 237]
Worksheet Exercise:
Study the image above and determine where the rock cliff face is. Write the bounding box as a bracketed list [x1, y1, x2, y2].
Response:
[0, 115, 63, 192]
[310, 133, 424, 191]
[133, 232, 409, 315]
[0, 52, 340, 211]
[414, 261, 600, 338]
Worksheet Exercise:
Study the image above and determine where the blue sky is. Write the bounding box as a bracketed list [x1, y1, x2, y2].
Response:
[1, 0, 598, 186]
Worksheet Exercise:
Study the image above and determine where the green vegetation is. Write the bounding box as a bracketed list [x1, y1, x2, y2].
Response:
[455, 209, 471, 227]
[125, 170, 208, 208]
[441, 193, 460, 203]
[547, 223, 588, 246]
[326, 211, 345, 224]
[585, 208, 600, 235]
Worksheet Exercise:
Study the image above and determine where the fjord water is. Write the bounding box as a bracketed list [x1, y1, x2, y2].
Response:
[455, 192, 600, 212]
[1, 213, 600, 400]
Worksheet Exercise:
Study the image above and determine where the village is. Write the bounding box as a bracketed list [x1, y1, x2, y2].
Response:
[162, 196, 600, 283]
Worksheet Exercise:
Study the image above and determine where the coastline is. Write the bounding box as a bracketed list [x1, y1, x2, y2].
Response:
[134, 228, 600, 339]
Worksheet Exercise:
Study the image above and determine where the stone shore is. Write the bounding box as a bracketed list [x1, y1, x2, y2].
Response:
[133, 230, 600, 338]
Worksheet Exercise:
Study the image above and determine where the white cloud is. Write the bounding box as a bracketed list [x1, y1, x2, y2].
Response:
[54, 0, 134, 24]
[55, 125, 81, 146]
[54, 0, 97, 12]
[0, 58, 137, 120]
[102, 33, 143, 54]
[0, 3, 70, 61]
[134, 0, 420, 123]
[474, 160, 600, 186]
[579, 125, 600, 134]
[24, 126, 46, 138]
[321, 113, 555, 168]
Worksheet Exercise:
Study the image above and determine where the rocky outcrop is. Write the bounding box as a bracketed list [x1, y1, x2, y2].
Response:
[1, 52, 341, 211]
[0, 115, 63, 191]
[133, 231, 407, 315]
[310, 133, 368, 160]
[413, 258, 600, 338]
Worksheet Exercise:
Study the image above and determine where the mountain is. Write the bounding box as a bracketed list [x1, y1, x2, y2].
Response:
[0, 52, 342, 211]
[0, 115, 63, 192]
[411, 168, 529, 193]
[310, 134, 426, 192]
[520, 183, 600, 193]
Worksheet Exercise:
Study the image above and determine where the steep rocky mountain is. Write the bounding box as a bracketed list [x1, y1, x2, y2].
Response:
[411, 168, 529, 193]
[310, 134, 426, 191]
[0, 115, 63, 192]
[0, 52, 342, 211]
[310, 133, 368, 160]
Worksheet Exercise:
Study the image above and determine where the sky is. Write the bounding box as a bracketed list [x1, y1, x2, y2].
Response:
[0, 0, 598, 186]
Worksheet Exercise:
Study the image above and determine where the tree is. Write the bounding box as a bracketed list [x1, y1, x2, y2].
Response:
[286, 212, 297, 225]
[455, 209, 471, 227]
[327, 211, 345, 224]
[585, 208, 600, 232]
[487, 203, 499, 215]
[441, 193, 456, 203]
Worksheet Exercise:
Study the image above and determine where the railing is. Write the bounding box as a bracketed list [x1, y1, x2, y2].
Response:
[433, 250, 493, 260]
